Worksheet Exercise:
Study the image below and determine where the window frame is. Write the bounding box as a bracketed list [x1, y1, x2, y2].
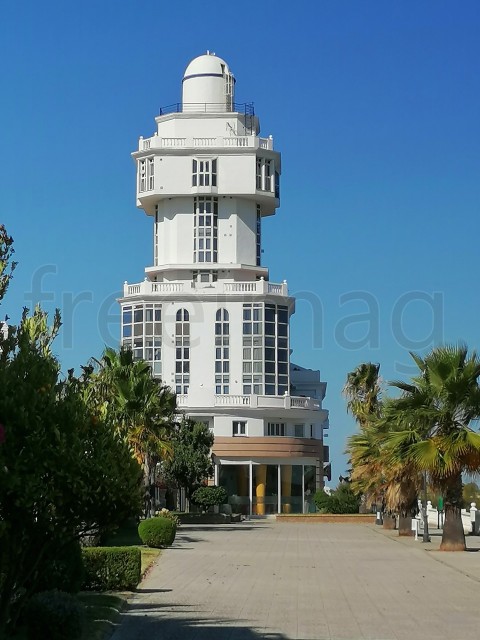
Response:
[232, 421, 247, 436]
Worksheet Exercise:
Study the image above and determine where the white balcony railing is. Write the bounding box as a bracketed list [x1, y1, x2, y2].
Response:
[176, 393, 320, 411]
[138, 135, 274, 152]
[123, 278, 288, 298]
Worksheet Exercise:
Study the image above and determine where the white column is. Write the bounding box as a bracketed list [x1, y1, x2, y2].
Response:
[249, 461, 253, 517]
[277, 464, 281, 514]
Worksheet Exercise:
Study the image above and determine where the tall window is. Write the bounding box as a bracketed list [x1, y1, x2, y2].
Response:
[264, 159, 271, 191]
[192, 159, 217, 186]
[122, 303, 162, 376]
[267, 422, 285, 436]
[242, 303, 263, 394]
[215, 309, 229, 394]
[256, 158, 262, 190]
[194, 197, 218, 263]
[265, 304, 289, 395]
[139, 157, 154, 192]
[256, 158, 274, 191]
[256, 205, 261, 266]
[175, 309, 190, 394]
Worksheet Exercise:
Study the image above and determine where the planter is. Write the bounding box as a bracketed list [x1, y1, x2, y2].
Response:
[177, 513, 232, 524]
[398, 516, 414, 536]
[382, 515, 396, 530]
[276, 514, 375, 523]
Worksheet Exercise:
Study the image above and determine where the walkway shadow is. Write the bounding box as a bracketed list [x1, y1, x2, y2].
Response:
[179, 525, 268, 533]
[111, 610, 291, 639]
[134, 587, 172, 594]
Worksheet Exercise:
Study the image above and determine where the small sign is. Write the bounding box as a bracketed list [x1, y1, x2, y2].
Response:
[438, 497, 444, 510]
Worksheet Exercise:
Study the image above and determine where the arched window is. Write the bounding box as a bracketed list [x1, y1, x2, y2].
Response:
[215, 308, 229, 394]
[176, 309, 189, 322]
[175, 309, 190, 394]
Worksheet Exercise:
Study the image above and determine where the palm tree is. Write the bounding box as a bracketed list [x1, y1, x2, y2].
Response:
[384, 345, 480, 550]
[344, 363, 384, 509]
[90, 346, 177, 515]
[345, 364, 422, 531]
[343, 362, 382, 429]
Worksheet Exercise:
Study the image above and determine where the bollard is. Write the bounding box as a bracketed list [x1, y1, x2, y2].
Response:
[470, 502, 477, 535]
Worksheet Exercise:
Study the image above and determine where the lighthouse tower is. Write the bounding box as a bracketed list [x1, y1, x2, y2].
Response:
[120, 53, 330, 515]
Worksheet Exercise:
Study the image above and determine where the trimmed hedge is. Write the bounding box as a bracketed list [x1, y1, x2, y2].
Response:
[81, 546, 141, 591]
[25, 589, 84, 640]
[138, 517, 176, 548]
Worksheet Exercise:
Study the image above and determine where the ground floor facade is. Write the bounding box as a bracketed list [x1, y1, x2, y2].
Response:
[214, 459, 319, 515]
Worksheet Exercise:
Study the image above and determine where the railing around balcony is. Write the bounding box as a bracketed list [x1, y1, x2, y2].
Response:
[158, 102, 255, 116]
[123, 278, 288, 298]
[175, 393, 320, 411]
[138, 134, 273, 152]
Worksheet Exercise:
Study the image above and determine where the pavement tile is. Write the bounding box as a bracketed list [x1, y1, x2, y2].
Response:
[111, 521, 480, 640]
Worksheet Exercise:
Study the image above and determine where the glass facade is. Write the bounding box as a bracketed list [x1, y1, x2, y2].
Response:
[219, 463, 317, 516]
[219, 465, 250, 516]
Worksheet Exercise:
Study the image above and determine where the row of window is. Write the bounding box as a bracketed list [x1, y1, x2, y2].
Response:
[121, 304, 289, 396]
[139, 157, 277, 194]
[233, 422, 315, 438]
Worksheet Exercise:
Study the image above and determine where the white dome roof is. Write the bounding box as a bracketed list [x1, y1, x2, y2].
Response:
[183, 53, 232, 79]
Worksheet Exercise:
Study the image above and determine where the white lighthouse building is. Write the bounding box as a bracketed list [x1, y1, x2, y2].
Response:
[120, 53, 330, 515]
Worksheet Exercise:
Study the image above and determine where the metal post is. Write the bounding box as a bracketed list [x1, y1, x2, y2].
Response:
[422, 471, 430, 543]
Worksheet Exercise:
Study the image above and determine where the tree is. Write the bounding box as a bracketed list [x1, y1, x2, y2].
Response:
[384, 345, 480, 551]
[0, 224, 16, 303]
[345, 365, 421, 530]
[0, 306, 142, 633]
[343, 362, 382, 429]
[344, 363, 384, 507]
[90, 346, 177, 515]
[162, 419, 214, 511]
[463, 482, 480, 508]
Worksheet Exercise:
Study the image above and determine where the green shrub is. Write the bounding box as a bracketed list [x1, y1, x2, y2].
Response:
[191, 485, 228, 511]
[34, 539, 84, 594]
[314, 484, 360, 514]
[81, 547, 141, 591]
[329, 483, 360, 514]
[138, 517, 176, 548]
[155, 507, 181, 527]
[25, 590, 84, 640]
[313, 489, 331, 512]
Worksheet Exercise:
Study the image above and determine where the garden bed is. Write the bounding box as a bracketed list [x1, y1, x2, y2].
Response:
[276, 513, 376, 523]
[176, 512, 242, 524]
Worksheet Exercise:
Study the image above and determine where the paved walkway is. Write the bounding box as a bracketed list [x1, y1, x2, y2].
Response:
[111, 521, 480, 640]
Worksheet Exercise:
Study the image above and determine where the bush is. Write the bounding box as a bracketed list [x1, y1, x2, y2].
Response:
[191, 485, 228, 511]
[81, 547, 141, 591]
[25, 590, 84, 640]
[34, 539, 84, 594]
[313, 489, 331, 512]
[329, 483, 360, 514]
[138, 517, 176, 548]
[154, 507, 181, 527]
[314, 484, 360, 514]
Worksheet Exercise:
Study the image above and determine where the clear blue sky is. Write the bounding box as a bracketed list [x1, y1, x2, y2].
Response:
[2, 1, 479, 478]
